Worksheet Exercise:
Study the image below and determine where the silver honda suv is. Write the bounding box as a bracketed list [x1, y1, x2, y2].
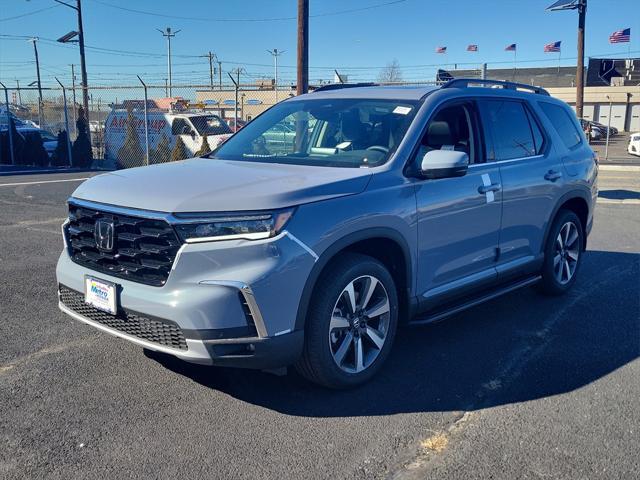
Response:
[56, 79, 598, 388]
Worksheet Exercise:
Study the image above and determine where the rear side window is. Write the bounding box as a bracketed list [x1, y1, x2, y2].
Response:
[481, 100, 539, 161]
[539, 102, 582, 150]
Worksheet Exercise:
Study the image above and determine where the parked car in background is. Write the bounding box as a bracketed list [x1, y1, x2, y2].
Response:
[580, 119, 617, 140]
[628, 133, 640, 157]
[225, 118, 247, 132]
[0, 125, 58, 158]
[590, 120, 618, 136]
[579, 119, 605, 142]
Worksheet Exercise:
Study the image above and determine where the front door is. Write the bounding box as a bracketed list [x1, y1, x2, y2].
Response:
[414, 101, 502, 307]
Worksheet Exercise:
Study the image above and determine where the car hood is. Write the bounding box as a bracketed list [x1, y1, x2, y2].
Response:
[72, 157, 372, 213]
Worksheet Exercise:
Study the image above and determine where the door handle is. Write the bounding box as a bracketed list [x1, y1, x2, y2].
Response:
[544, 170, 562, 182]
[478, 183, 501, 194]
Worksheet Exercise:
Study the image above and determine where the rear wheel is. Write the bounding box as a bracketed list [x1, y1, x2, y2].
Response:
[295, 253, 398, 389]
[537, 210, 584, 296]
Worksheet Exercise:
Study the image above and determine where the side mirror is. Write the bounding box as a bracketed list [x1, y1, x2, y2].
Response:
[420, 149, 469, 179]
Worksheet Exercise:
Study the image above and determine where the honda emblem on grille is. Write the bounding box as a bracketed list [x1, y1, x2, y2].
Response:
[94, 220, 115, 252]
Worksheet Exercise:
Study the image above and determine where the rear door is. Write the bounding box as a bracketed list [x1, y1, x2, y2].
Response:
[479, 98, 562, 280]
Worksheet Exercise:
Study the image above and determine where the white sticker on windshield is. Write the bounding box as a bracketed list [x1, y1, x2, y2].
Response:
[393, 106, 412, 115]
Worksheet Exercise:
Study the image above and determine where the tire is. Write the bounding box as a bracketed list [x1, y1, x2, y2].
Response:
[536, 209, 584, 296]
[295, 253, 399, 389]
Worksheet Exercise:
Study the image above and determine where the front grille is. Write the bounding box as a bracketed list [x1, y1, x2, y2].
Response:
[65, 202, 182, 287]
[59, 285, 188, 350]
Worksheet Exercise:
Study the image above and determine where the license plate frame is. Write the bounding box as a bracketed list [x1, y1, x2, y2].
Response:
[84, 275, 118, 315]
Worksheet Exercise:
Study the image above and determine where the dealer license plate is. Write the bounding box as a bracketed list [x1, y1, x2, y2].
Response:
[84, 276, 117, 315]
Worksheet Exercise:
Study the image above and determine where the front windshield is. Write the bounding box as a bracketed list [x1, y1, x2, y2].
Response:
[190, 115, 233, 136]
[212, 98, 420, 168]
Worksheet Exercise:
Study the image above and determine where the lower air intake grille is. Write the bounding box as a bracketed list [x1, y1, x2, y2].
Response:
[59, 285, 188, 350]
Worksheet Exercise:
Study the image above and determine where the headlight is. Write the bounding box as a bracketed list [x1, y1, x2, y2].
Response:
[173, 208, 294, 243]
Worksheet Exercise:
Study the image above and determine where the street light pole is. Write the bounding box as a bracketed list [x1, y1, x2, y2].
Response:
[267, 49, 285, 103]
[157, 27, 180, 97]
[605, 95, 612, 161]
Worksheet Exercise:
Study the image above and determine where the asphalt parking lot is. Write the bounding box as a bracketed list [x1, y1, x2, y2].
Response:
[0, 169, 638, 480]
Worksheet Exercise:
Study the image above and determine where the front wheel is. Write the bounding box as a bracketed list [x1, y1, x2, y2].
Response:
[537, 210, 584, 296]
[295, 253, 398, 389]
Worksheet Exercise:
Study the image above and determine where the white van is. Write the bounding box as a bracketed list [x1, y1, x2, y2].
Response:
[103, 110, 233, 163]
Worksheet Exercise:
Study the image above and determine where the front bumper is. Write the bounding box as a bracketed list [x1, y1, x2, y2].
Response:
[56, 227, 316, 369]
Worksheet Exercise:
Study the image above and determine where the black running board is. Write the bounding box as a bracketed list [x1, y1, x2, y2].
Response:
[409, 275, 542, 326]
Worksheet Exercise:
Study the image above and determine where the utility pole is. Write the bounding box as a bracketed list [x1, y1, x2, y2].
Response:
[30, 38, 44, 128]
[217, 59, 222, 89]
[546, 0, 587, 118]
[15, 80, 22, 105]
[204, 51, 215, 90]
[267, 48, 285, 103]
[297, 0, 309, 95]
[70, 64, 77, 136]
[55, 0, 90, 136]
[76, 0, 89, 125]
[576, 0, 586, 119]
[157, 27, 180, 97]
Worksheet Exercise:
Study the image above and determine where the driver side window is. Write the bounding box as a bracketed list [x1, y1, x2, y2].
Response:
[171, 118, 190, 136]
[416, 103, 478, 165]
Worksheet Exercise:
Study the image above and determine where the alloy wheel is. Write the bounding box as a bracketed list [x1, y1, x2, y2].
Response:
[328, 275, 390, 374]
[554, 221, 580, 285]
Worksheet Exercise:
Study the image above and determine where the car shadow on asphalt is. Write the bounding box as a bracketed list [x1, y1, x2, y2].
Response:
[145, 250, 640, 417]
[599, 189, 640, 200]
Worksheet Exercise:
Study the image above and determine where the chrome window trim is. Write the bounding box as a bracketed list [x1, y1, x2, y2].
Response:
[467, 153, 545, 169]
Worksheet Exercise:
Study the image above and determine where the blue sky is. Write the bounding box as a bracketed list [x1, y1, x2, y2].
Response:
[0, 0, 638, 87]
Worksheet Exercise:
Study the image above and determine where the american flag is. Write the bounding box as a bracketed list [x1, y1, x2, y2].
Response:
[467, 44, 478, 52]
[609, 28, 631, 43]
[544, 41, 561, 52]
[435, 46, 447, 53]
[505, 43, 517, 51]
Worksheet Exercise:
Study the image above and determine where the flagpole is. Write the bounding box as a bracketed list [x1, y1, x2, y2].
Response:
[514, 49, 517, 81]
[558, 49, 561, 73]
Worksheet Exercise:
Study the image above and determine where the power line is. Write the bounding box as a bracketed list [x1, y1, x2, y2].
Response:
[0, 4, 61, 22]
[87, 0, 406, 23]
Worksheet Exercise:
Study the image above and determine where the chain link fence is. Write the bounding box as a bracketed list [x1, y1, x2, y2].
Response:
[1, 82, 303, 169]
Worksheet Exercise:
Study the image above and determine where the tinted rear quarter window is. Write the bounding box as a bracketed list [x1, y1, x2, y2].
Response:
[481, 100, 538, 160]
[539, 102, 582, 150]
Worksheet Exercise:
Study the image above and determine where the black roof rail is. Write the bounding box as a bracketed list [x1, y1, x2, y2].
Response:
[312, 82, 378, 92]
[441, 78, 550, 96]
